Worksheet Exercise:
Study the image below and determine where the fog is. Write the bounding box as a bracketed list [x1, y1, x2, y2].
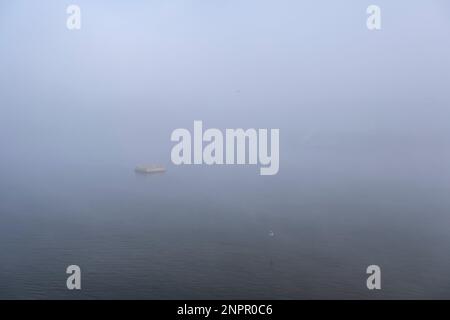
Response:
[1, 1, 450, 298]
[1, 1, 449, 169]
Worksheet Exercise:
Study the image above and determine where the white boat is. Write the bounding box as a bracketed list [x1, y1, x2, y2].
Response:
[134, 165, 166, 174]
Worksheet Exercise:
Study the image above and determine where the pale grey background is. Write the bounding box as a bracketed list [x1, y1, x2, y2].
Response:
[0, 0, 449, 299]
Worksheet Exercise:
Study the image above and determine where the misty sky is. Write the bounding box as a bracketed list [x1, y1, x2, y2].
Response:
[0, 0, 449, 170]
[1, 0, 450, 300]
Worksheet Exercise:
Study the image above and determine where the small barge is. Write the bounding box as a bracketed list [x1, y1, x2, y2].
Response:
[134, 165, 166, 174]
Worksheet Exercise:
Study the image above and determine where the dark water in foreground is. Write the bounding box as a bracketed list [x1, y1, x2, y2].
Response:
[1, 133, 450, 299]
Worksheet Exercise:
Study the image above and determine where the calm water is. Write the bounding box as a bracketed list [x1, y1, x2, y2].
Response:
[1, 0, 450, 300]
[1, 131, 450, 299]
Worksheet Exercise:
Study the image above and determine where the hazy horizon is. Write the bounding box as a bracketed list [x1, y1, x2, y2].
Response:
[1, 1, 450, 299]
